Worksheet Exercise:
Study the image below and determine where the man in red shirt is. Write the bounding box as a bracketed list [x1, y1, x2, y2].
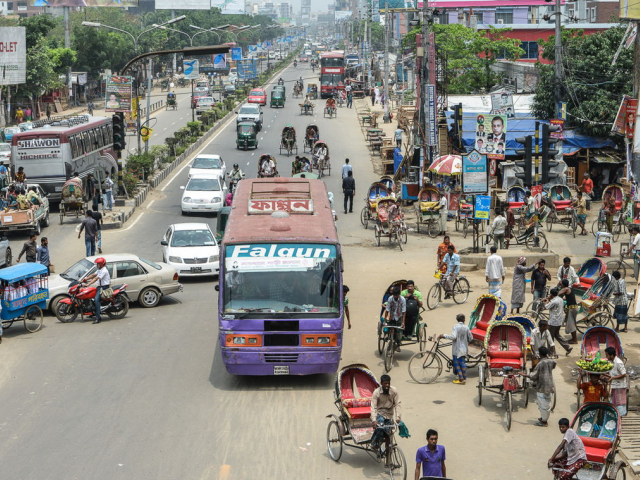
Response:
[580, 173, 593, 196]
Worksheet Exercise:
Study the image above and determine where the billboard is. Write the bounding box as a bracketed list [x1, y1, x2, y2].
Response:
[213, 54, 227, 70]
[612, 95, 637, 139]
[620, 0, 640, 19]
[211, 0, 245, 14]
[31, 0, 137, 6]
[475, 114, 507, 161]
[335, 11, 352, 21]
[156, 0, 209, 9]
[237, 59, 257, 79]
[105, 76, 133, 113]
[183, 59, 200, 79]
[490, 90, 515, 119]
[0, 27, 26, 85]
[463, 150, 488, 194]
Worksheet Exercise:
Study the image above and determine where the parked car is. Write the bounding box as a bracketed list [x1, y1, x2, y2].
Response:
[235, 104, 263, 130]
[0, 236, 11, 267]
[247, 88, 267, 106]
[161, 223, 220, 277]
[188, 154, 225, 179]
[46, 254, 183, 312]
[195, 96, 215, 115]
[181, 174, 227, 215]
[0, 142, 11, 162]
[223, 84, 236, 98]
[191, 92, 207, 108]
[3, 127, 20, 142]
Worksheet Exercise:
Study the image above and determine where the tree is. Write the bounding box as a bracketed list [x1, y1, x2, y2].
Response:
[531, 26, 633, 137]
[15, 37, 62, 110]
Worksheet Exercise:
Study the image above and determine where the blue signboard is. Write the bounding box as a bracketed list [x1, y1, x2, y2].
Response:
[231, 48, 242, 61]
[463, 149, 488, 194]
[213, 54, 227, 70]
[474, 195, 491, 220]
[426, 84, 437, 146]
[558, 101, 567, 120]
[237, 59, 257, 79]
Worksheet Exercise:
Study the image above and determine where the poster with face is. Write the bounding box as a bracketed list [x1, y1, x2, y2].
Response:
[475, 114, 507, 160]
[490, 91, 515, 119]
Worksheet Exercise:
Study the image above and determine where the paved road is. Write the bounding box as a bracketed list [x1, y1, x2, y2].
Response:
[1, 61, 636, 480]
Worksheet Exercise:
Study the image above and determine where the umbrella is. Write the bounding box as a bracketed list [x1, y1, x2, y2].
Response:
[428, 155, 462, 175]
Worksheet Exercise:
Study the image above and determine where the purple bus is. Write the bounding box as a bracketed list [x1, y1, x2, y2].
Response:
[218, 178, 343, 375]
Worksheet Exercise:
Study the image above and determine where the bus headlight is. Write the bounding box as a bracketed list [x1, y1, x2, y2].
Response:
[233, 337, 246, 345]
[317, 337, 330, 344]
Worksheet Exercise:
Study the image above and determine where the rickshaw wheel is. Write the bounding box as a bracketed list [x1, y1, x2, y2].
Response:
[418, 323, 427, 351]
[384, 340, 394, 372]
[505, 391, 513, 431]
[477, 365, 484, 406]
[24, 305, 43, 333]
[396, 231, 403, 251]
[427, 221, 439, 239]
[523, 379, 530, 408]
[606, 260, 626, 279]
[576, 386, 582, 409]
[609, 460, 627, 480]
[5, 247, 11, 267]
[377, 321, 385, 355]
[326, 420, 343, 462]
[388, 445, 406, 480]
[375, 226, 381, 246]
[361, 207, 368, 228]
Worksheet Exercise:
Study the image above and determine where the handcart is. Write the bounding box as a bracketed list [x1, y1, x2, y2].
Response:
[477, 321, 530, 431]
[0, 263, 47, 336]
[415, 186, 441, 238]
[59, 177, 86, 224]
[361, 182, 391, 229]
[279, 125, 297, 156]
[326, 364, 407, 479]
[374, 198, 407, 250]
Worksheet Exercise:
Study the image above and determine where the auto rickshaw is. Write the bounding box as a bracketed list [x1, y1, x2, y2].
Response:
[308, 83, 318, 100]
[166, 92, 177, 110]
[274, 84, 286, 97]
[236, 121, 259, 150]
[271, 89, 285, 108]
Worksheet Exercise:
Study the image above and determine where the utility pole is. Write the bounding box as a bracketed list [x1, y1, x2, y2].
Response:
[553, 0, 564, 181]
[383, 3, 390, 122]
[171, 10, 177, 75]
[419, 1, 432, 172]
[145, 58, 152, 153]
[64, 7, 72, 106]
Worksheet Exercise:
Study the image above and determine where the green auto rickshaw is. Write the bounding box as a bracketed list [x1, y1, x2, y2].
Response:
[271, 89, 285, 108]
[274, 84, 286, 96]
[236, 121, 259, 150]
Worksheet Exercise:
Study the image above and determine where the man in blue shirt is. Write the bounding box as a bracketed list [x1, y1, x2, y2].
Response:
[415, 429, 446, 479]
[442, 244, 460, 297]
[36, 237, 51, 275]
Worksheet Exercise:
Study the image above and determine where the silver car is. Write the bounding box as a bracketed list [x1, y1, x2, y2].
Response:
[47, 253, 183, 313]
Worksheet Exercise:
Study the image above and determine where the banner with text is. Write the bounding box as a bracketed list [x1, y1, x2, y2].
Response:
[463, 150, 488, 194]
[0, 27, 26, 85]
[490, 90, 515, 119]
[105, 76, 132, 113]
[475, 114, 507, 160]
[31, 0, 137, 6]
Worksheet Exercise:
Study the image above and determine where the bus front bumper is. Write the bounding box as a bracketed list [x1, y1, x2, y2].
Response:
[221, 347, 341, 376]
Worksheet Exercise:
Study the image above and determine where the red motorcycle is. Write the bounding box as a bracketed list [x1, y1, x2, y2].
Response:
[55, 280, 130, 323]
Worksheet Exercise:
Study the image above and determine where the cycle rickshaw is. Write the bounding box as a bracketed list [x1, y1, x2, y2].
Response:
[379, 176, 395, 192]
[326, 364, 408, 479]
[593, 185, 628, 241]
[312, 140, 331, 177]
[279, 125, 297, 156]
[304, 124, 319, 152]
[546, 184, 578, 236]
[377, 280, 427, 372]
[477, 320, 530, 431]
[374, 198, 407, 250]
[361, 182, 391, 229]
[0, 263, 47, 336]
[415, 186, 441, 238]
[455, 195, 475, 238]
[257, 154, 278, 178]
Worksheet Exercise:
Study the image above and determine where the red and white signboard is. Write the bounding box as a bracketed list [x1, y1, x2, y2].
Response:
[248, 199, 314, 214]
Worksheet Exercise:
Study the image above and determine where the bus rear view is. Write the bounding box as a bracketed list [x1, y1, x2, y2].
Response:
[219, 178, 343, 375]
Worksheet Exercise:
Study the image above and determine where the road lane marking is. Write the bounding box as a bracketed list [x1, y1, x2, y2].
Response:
[146, 199, 156, 209]
[111, 211, 145, 233]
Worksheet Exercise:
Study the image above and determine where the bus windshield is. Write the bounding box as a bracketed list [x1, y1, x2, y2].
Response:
[321, 74, 343, 85]
[223, 244, 340, 318]
[321, 57, 344, 68]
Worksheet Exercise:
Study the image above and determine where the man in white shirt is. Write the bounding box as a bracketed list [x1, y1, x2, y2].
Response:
[438, 193, 448, 235]
[490, 208, 508, 249]
[531, 319, 555, 365]
[485, 246, 505, 297]
[525, 191, 536, 219]
[629, 226, 640, 279]
[341, 158, 352, 179]
[439, 314, 473, 385]
[557, 257, 579, 287]
[103, 173, 114, 211]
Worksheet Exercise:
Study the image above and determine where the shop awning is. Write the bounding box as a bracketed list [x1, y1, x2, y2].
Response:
[592, 154, 625, 164]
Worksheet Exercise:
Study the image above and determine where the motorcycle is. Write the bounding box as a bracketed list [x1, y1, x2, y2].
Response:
[55, 280, 131, 323]
[294, 60, 297, 68]
[228, 172, 245, 194]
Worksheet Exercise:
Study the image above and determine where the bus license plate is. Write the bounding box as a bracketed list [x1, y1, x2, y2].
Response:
[190, 267, 202, 273]
[274, 366, 289, 375]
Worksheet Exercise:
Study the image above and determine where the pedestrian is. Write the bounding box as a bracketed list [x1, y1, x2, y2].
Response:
[557, 257, 578, 287]
[46, 103, 51, 120]
[347, 91, 353, 108]
[629, 226, 640, 279]
[370, 374, 401, 467]
[343, 285, 351, 329]
[371, 87, 376, 106]
[531, 319, 555, 367]
[558, 279, 578, 344]
[83, 257, 110, 324]
[490, 208, 507, 249]
[525, 191, 536, 220]
[374, 86, 381, 105]
[0, 161, 7, 176]
[341, 158, 352, 178]
[17, 233, 38, 263]
[103, 172, 114, 211]
[414, 429, 446, 480]
[437, 192, 448, 235]
[87, 101, 94, 115]
[544, 287, 573, 356]
[511, 257, 537, 313]
[383, 286, 406, 352]
[14, 166, 26, 186]
[573, 192, 588, 235]
[394, 125, 403, 149]
[604, 192, 616, 233]
[548, 418, 587, 479]
[439, 313, 473, 385]
[401, 280, 422, 337]
[485, 246, 505, 297]
[526, 346, 556, 427]
[86, 173, 95, 206]
[609, 270, 628, 333]
[531, 259, 552, 308]
[342, 170, 355, 214]
[36, 237, 51, 275]
[580, 173, 593, 198]
[78, 210, 98, 257]
[92, 205, 104, 254]
[15, 106, 24, 124]
[604, 346, 628, 416]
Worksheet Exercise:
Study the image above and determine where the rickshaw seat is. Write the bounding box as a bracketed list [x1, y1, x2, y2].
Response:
[471, 320, 490, 341]
[509, 202, 525, 209]
[488, 356, 523, 369]
[554, 200, 572, 211]
[581, 437, 612, 463]
[346, 406, 371, 419]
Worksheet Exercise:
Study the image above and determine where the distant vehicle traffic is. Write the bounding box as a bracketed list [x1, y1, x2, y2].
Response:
[3, 127, 21, 142]
[0, 142, 11, 162]
[188, 154, 226, 179]
[236, 104, 263, 130]
[195, 97, 215, 115]
[247, 88, 267, 106]
[181, 174, 227, 215]
[161, 223, 220, 277]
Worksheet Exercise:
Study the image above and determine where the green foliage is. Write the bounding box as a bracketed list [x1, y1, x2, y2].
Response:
[165, 137, 179, 156]
[531, 25, 633, 137]
[48, 48, 77, 75]
[187, 121, 202, 136]
[123, 171, 139, 196]
[403, 25, 421, 50]
[150, 145, 169, 164]
[127, 152, 155, 180]
[16, 37, 62, 102]
[19, 15, 57, 49]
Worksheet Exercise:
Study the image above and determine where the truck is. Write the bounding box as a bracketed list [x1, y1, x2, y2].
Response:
[0, 184, 50, 235]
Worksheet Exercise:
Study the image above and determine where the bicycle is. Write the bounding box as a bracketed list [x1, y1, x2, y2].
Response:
[377, 324, 406, 372]
[426, 274, 471, 310]
[407, 335, 484, 384]
[591, 208, 628, 242]
[605, 244, 636, 279]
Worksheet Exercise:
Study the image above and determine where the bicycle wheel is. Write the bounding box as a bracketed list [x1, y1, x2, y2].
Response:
[506, 391, 513, 431]
[592, 218, 607, 236]
[360, 207, 368, 227]
[525, 231, 548, 251]
[326, 420, 343, 461]
[452, 277, 470, 304]
[418, 323, 427, 351]
[384, 339, 395, 372]
[377, 322, 385, 355]
[427, 220, 439, 238]
[23, 305, 43, 333]
[571, 215, 577, 238]
[546, 214, 553, 232]
[426, 284, 440, 310]
[477, 364, 485, 406]
[407, 351, 443, 384]
[375, 226, 381, 246]
[606, 260, 627, 279]
[388, 445, 407, 480]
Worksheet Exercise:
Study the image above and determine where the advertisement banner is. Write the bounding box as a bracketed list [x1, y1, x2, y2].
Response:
[612, 95, 637, 139]
[231, 48, 242, 61]
[213, 54, 227, 70]
[475, 114, 507, 160]
[31, 0, 137, 6]
[550, 119, 565, 140]
[426, 84, 437, 146]
[211, 0, 244, 14]
[490, 90, 515, 119]
[462, 150, 488, 194]
[620, 0, 640, 20]
[0, 27, 26, 85]
[237, 59, 257, 79]
[140, 126, 152, 143]
[474, 195, 491, 220]
[183, 59, 200, 80]
[104, 76, 132, 113]
[557, 101, 567, 120]
[156, 0, 208, 8]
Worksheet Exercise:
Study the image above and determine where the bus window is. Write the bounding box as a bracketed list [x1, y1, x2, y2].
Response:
[70, 135, 80, 158]
[94, 128, 103, 148]
[81, 132, 91, 153]
[106, 124, 113, 144]
[101, 125, 110, 146]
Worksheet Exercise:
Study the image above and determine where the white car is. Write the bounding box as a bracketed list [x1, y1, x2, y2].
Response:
[188, 154, 225, 179]
[161, 223, 220, 277]
[0, 142, 10, 162]
[181, 174, 227, 214]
